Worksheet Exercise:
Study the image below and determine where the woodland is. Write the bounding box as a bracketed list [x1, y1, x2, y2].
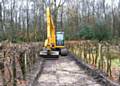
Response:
[0, 0, 120, 86]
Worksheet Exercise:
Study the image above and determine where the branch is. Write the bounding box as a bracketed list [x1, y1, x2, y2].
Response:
[52, 0, 65, 14]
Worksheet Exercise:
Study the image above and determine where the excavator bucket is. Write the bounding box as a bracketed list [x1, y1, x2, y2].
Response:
[40, 50, 59, 58]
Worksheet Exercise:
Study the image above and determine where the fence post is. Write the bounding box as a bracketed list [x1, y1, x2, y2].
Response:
[12, 52, 17, 86]
[106, 45, 112, 77]
[98, 43, 102, 69]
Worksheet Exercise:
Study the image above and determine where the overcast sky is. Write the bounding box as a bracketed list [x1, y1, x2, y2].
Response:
[106, 0, 119, 5]
[0, 0, 118, 4]
[0, 0, 119, 8]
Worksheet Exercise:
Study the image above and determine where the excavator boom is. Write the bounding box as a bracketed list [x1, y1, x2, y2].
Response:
[44, 7, 56, 49]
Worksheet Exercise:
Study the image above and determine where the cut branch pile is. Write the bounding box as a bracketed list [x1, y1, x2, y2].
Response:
[66, 40, 120, 84]
[0, 42, 42, 86]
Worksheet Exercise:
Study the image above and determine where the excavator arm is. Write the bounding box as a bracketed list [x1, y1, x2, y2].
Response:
[44, 7, 56, 50]
[40, 7, 59, 58]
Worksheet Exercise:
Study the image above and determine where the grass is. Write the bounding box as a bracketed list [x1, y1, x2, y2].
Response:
[112, 59, 120, 68]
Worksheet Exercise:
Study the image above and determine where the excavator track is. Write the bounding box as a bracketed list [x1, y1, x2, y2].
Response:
[33, 55, 101, 86]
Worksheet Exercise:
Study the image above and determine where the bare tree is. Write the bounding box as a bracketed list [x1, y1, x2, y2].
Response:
[26, 0, 30, 42]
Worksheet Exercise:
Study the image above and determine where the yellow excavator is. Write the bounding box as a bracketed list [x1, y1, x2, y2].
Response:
[40, 6, 68, 58]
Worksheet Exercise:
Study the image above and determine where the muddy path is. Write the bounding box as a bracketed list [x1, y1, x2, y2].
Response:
[33, 55, 101, 86]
